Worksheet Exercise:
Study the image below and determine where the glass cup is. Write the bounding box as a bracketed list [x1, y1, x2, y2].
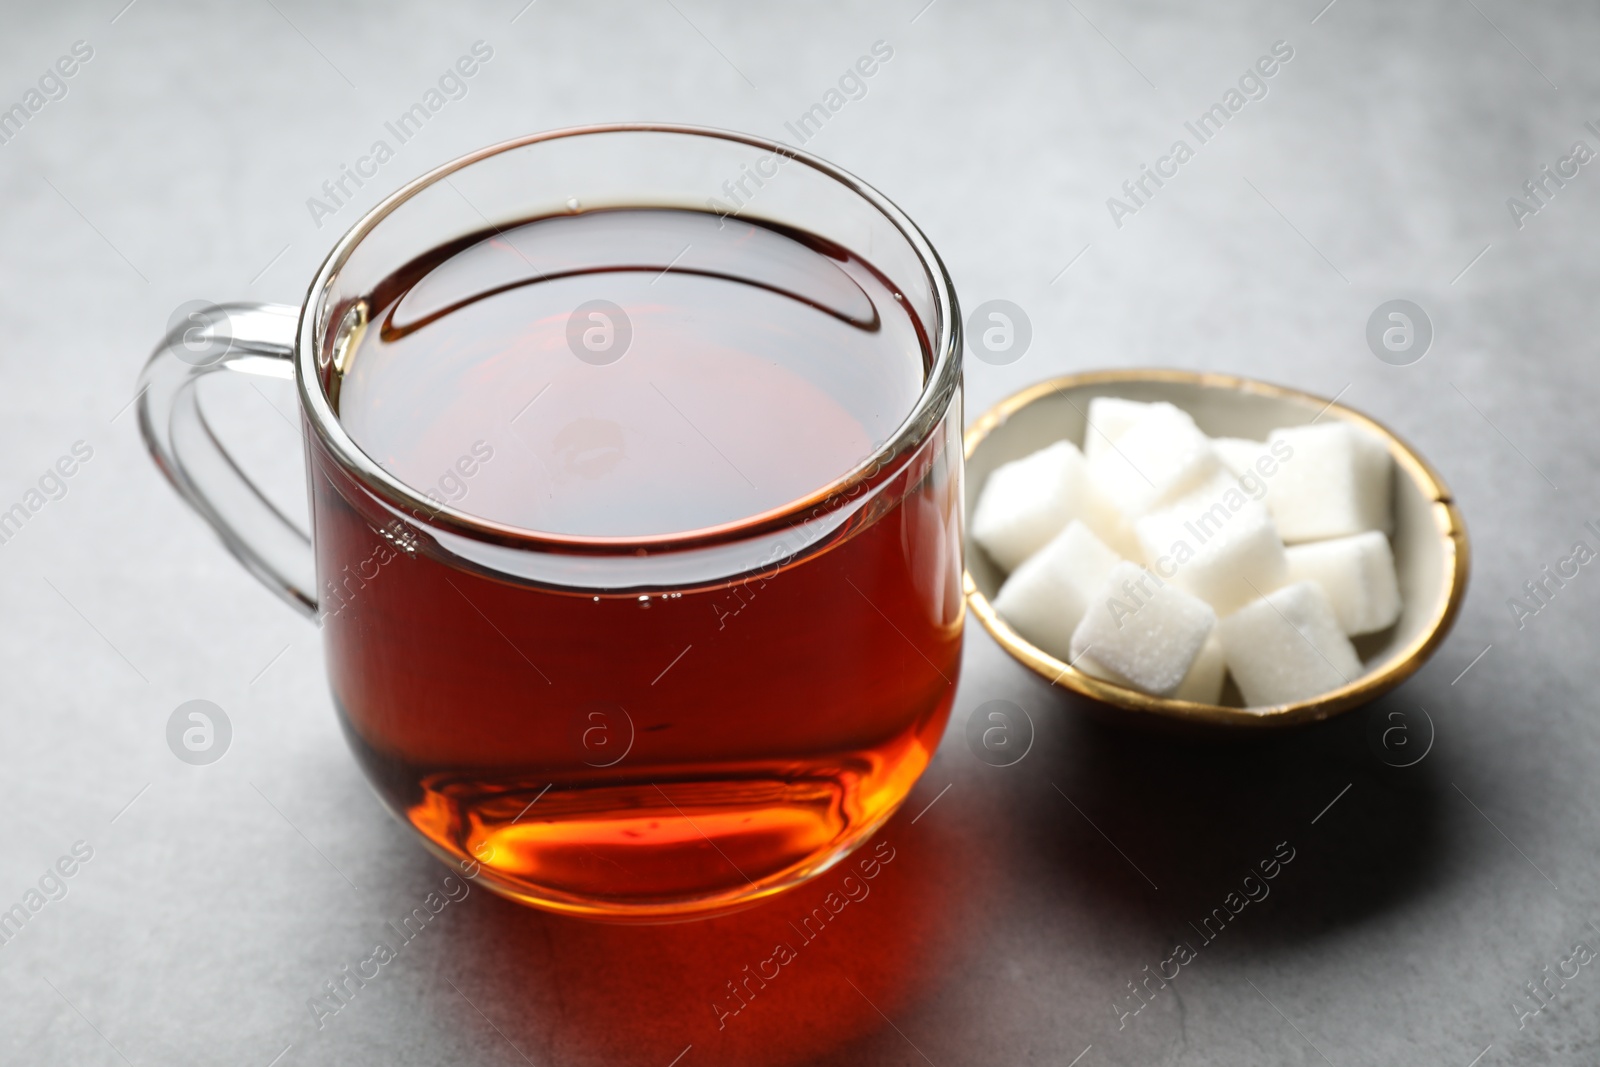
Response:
[139, 125, 963, 920]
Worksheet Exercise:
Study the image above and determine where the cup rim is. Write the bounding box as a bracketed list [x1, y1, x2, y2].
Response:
[293, 123, 961, 555]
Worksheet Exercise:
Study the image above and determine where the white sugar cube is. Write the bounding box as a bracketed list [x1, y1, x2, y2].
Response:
[1220, 581, 1363, 707]
[972, 441, 1097, 571]
[1071, 652, 1116, 682]
[1173, 631, 1227, 704]
[1070, 560, 1217, 697]
[1082, 478, 1146, 563]
[1285, 530, 1402, 636]
[1215, 438, 1295, 504]
[993, 521, 1122, 662]
[1082, 397, 1153, 460]
[1076, 629, 1224, 703]
[1264, 423, 1392, 543]
[1213, 437, 1266, 477]
[1088, 402, 1224, 520]
[1169, 468, 1257, 513]
[1134, 482, 1289, 616]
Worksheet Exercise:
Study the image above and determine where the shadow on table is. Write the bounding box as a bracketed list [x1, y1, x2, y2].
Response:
[1015, 678, 1454, 950]
[415, 681, 1451, 1066]
[425, 797, 998, 1067]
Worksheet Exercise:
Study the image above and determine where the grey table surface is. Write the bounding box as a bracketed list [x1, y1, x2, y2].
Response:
[1, 0, 1596, 1064]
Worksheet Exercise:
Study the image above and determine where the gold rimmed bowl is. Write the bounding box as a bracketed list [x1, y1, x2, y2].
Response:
[962, 369, 1470, 729]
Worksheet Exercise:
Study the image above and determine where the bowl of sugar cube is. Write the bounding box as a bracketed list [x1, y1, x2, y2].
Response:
[964, 369, 1469, 728]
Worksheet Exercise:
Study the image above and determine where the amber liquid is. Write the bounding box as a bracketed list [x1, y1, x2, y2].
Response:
[309, 208, 962, 918]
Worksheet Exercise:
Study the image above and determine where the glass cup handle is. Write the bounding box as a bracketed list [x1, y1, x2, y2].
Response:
[137, 302, 319, 618]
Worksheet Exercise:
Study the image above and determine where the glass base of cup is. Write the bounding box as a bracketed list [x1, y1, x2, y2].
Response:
[337, 697, 952, 921]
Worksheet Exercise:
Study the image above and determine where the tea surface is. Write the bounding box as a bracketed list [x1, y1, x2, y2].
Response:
[337, 207, 928, 536]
